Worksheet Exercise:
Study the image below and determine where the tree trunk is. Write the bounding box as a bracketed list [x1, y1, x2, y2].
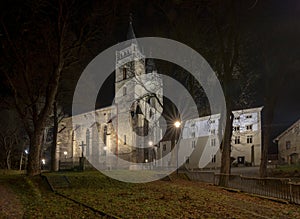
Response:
[27, 129, 44, 176]
[259, 105, 274, 177]
[51, 100, 59, 171]
[19, 151, 23, 171]
[219, 110, 234, 186]
[6, 150, 11, 170]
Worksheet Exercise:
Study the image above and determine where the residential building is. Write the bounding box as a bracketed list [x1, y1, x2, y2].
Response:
[156, 107, 263, 170]
[274, 119, 300, 164]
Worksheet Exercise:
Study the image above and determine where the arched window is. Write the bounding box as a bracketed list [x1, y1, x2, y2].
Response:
[123, 68, 127, 79]
[103, 125, 107, 145]
[86, 129, 90, 156]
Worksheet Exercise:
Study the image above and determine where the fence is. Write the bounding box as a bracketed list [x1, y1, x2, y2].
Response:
[186, 171, 300, 205]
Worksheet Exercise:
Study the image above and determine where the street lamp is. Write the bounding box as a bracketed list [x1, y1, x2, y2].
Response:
[64, 151, 68, 159]
[41, 159, 46, 170]
[148, 141, 155, 169]
[24, 149, 29, 171]
[174, 121, 181, 128]
[174, 120, 181, 175]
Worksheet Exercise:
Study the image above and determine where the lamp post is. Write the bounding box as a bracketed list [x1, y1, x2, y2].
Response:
[24, 149, 29, 172]
[41, 159, 46, 170]
[174, 120, 181, 175]
[148, 141, 154, 169]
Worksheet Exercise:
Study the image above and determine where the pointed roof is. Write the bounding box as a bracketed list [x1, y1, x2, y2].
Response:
[126, 14, 138, 45]
[127, 20, 136, 40]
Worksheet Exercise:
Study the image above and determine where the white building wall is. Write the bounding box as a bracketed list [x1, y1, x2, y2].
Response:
[179, 107, 263, 169]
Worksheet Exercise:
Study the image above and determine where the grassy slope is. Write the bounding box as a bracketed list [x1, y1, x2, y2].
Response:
[48, 171, 300, 219]
[0, 172, 103, 218]
[1, 170, 300, 218]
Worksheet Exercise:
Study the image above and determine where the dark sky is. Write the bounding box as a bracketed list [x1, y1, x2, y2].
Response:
[1, 0, 300, 153]
[97, 0, 300, 149]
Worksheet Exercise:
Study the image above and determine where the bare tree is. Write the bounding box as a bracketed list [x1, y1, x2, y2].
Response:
[258, 20, 300, 177]
[1, 0, 108, 175]
[0, 129, 19, 169]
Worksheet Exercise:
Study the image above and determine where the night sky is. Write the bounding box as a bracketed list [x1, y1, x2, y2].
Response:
[1, 0, 300, 153]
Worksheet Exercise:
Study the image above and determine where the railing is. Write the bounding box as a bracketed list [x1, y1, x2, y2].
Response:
[187, 171, 300, 205]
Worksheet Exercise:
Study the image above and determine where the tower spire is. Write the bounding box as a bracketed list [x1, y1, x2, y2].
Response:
[127, 13, 136, 40]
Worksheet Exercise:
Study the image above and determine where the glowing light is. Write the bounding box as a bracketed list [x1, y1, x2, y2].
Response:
[41, 159, 46, 165]
[148, 141, 153, 146]
[174, 121, 181, 128]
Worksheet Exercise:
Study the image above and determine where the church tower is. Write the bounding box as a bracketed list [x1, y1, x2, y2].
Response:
[114, 17, 163, 165]
[114, 18, 146, 163]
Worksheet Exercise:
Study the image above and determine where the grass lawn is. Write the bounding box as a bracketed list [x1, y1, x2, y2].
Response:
[269, 164, 300, 178]
[1, 170, 300, 218]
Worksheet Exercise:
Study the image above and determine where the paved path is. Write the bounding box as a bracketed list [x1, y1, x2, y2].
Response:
[0, 184, 23, 218]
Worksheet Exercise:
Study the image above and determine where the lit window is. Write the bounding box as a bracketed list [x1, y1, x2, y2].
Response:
[235, 136, 240, 144]
[211, 138, 216, 147]
[246, 125, 253, 131]
[247, 135, 253, 144]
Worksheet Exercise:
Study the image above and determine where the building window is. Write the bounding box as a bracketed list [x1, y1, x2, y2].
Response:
[191, 132, 195, 138]
[211, 138, 216, 147]
[123, 68, 127, 79]
[233, 126, 240, 132]
[246, 125, 253, 131]
[211, 129, 216, 135]
[235, 136, 240, 144]
[246, 115, 252, 119]
[185, 156, 190, 164]
[286, 141, 291, 150]
[163, 144, 166, 151]
[210, 120, 215, 124]
[123, 87, 127, 96]
[212, 155, 216, 163]
[247, 135, 253, 144]
[124, 135, 126, 145]
[234, 116, 240, 120]
[192, 141, 196, 149]
[103, 126, 107, 145]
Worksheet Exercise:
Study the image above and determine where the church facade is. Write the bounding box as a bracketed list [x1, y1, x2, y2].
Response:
[57, 22, 163, 169]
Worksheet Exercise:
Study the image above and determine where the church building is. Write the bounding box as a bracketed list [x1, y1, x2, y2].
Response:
[57, 21, 163, 170]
